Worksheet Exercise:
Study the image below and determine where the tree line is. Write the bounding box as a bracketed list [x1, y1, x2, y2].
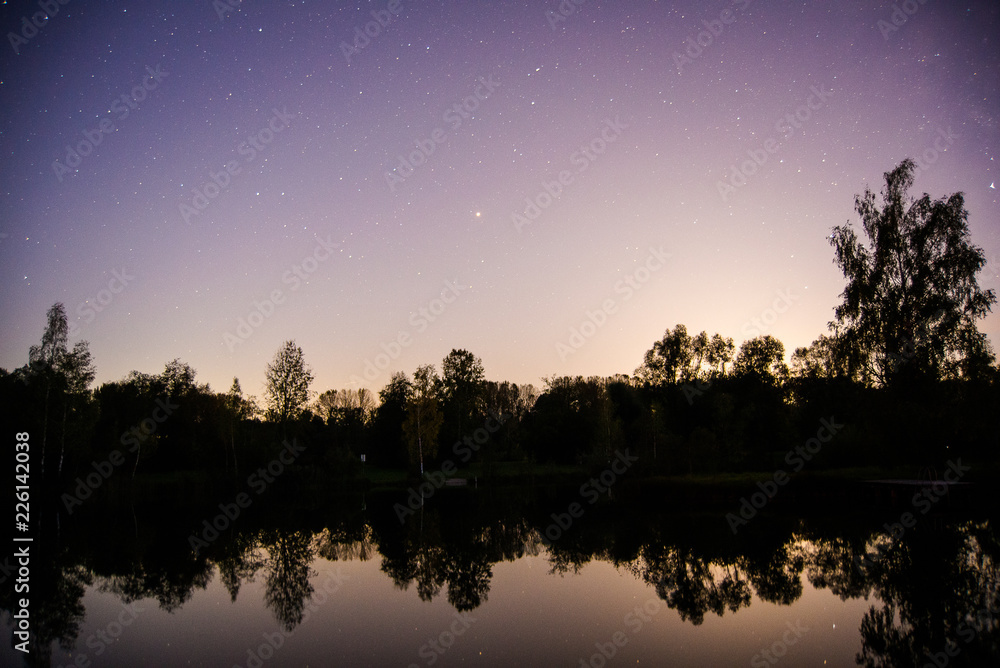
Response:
[2, 159, 997, 488]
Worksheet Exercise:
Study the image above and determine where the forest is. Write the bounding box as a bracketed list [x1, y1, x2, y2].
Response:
[3, 160, 998, 497]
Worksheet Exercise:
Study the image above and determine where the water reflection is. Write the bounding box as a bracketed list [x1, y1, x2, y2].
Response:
[261, 530, 316, 631]
[4, 489, 999, 665]
[854, 521, 999, 666]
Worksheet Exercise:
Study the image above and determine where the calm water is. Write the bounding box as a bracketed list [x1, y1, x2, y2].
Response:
[3, 482, 998, 667]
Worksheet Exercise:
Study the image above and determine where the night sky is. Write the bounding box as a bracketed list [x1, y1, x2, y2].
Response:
[2, 0, 998, 398]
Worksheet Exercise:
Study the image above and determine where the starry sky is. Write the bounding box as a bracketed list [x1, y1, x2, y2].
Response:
[1, 0, 998, 397]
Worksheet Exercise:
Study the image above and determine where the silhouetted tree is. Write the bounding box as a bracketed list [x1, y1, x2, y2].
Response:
[264, 340, 314, 427]
[524, 376, 596, 464]
[223, 377, 254, 475]
[313, 389, 338, 423]
[706, 333, 736, 377]
[22, 303, 99, 479]
[479, 380, 522, 463]
[372, 371, 412, 467]
[636, 324, 693, 385]
[734, 335, 788, 385]
[830, 158, 996, 386]
[790, 333, 850, 380]
[323, 387, 374, 458]
[162, 358, 197, 397]
[28, 303, 70, 476]
[637, 326, 734, 386]
[440, 348, 485, 440]
[581, 377, 622, 462]
[55, 340, 96, 475]
[403, 364, 443, 474]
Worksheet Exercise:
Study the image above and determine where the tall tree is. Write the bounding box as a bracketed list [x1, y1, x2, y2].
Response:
[706, 333, 736, 377]
[337, 387, 375, 422]
[264, 340, 314, 427]
[28, 303, 70, 475]
[328, 387, 375, 457]
[636, 324, 693, 385]
[56, 341, 96, 474]
[734, 335, 788, 385]
[372, 371, 412, 467]
[790, 334, 851, 380]
[440, 349, 485, 439]
[830, 159, 996, 386]
[379, 371, 412, 408]
[689, 331, 711, 380]
[224, 377, 253, 475]
[313, 389, 338, 424]
[583, 377, 621, 461]
[403, 364, 443, 475]
[162, 358, 197, 397]
[636, 326, 735, 384]
[29, 303, 69, 369]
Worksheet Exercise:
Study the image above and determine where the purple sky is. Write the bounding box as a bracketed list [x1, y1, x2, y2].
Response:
[2, 0, 998, 399]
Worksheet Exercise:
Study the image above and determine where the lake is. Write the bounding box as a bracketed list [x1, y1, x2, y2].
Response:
[3, 480, 998, 667]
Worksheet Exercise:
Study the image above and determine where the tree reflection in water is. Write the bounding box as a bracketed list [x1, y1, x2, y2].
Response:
[261, 530, 316, 631]
[852, 521, 999, 666]
[4, 493, 998, 664]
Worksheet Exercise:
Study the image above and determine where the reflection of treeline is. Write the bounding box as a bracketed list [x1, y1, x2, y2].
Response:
[2, 159, 997, 486]
[5, 489, 998, 665]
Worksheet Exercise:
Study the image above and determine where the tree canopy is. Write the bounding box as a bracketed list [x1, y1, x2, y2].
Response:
[829, 158, 996, 386]
[264, 340, 314, 424]
[403, 364, 443, 474]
